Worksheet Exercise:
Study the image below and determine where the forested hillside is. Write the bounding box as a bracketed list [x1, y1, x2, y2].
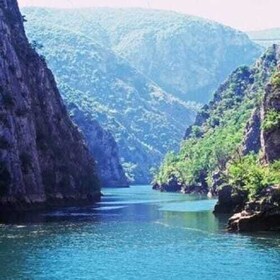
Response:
[22, 7, 262, 182]
[23, 19, 195, 183]
[153, 44, 280, 231]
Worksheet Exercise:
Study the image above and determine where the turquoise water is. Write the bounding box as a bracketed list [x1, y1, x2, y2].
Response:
[0, 185, 280, 280]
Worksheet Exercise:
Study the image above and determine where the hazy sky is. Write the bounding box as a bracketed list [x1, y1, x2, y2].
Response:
[18, 0, 280, 31]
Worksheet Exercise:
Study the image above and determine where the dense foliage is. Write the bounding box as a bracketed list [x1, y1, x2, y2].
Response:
[154, 82, 255, 187]
[228, 154, 280, 198]
[262, 109, 280, 131]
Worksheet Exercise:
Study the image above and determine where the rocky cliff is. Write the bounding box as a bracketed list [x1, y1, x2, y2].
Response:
[261, 82, 280, 163]
[154, 45, 280, 232]
[241, 108, 261, 156]
[0, 0, 101, 211]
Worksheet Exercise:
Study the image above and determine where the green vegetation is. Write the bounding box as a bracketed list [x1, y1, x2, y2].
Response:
[22, 11, 198, 183]
[262, 110, 280, 131]
[23, 7, 260, 103]
[227, 154, 280, 198]
[155, 103, 251, 186]
[271, 72, 280, 87]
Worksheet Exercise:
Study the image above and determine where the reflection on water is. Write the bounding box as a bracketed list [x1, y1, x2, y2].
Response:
[0, 185, 279, 280]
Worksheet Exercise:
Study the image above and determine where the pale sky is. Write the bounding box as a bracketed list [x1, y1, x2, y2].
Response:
[18, 0, 280, 31]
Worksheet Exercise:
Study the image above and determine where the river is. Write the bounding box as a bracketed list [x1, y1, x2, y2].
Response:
[0, 185, 279, 280]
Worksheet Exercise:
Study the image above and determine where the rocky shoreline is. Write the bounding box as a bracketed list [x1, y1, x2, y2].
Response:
[153, 175, 209, 195]
[227, 186, 280, 232]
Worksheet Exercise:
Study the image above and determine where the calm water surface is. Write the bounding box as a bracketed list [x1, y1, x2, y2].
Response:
[0, 185, 280, 280]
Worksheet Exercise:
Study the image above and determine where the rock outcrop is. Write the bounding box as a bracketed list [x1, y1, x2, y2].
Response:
[241, 108, 261, 155]
[152, 176, 182, 193]
[0, 0, 101, 211]
[228, 186, 280, 232]
[214, 186, 247, 214]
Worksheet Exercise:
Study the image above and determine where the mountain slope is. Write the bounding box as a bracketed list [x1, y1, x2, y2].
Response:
[21, 7, 263, 182]
[22, 8, 262, 103]
[0, 0, 101, 210]
[22, 14, 196, 183]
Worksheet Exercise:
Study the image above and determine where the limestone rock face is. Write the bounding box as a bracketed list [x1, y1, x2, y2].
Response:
[261, 83, 280, 163]
[0, 0, 101, 210]
[241, 108, 261, 155]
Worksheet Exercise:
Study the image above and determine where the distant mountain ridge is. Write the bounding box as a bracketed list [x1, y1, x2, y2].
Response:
[247, 28, 280, 47]
[57, 7, 262, 103]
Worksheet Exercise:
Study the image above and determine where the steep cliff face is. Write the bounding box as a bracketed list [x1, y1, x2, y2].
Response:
[0, 0, 101, 210]
[261, 82, 280, 163]
[70, 106, 128, 187]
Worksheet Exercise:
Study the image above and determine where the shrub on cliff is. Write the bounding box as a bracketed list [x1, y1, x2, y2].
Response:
[228, 154, 280, 198]
[262, 110, 280, 131]
[271, 72, 280, 87]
